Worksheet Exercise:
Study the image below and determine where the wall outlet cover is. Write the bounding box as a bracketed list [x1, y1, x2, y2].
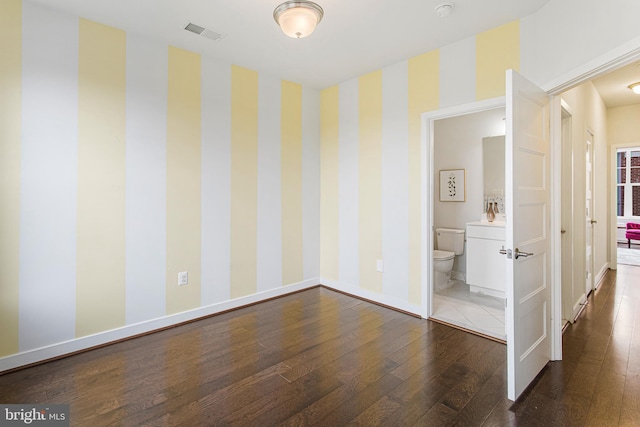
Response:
[178, 271, 188, 286]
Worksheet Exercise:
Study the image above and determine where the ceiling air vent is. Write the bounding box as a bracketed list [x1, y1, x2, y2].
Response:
[184, 22, 224, 41]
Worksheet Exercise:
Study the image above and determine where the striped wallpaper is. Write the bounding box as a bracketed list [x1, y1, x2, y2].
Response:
[18, 1, 79, 352]
[319, 24, 519, 306]
[319, 86, 339, 281]
[125, 34, 168, 325]
[358, 71, 383, 294]
[0, 0, 22, 358]
[230, 65, 259, 299]
[0, 0, 520, 362]
[76, 19, 127, 337]
[281, 81, 304, 286]
[0, 1, 319, 359]
[166, 46, 202, 315]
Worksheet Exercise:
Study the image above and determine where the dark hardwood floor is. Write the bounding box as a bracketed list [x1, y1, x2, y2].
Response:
[1, 265, 639, 426]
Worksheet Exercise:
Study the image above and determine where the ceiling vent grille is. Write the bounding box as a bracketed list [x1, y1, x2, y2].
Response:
[184, 22, 224, 41]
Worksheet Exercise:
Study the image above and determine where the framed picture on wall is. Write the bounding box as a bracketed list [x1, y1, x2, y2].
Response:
[439, 169, 466, 202]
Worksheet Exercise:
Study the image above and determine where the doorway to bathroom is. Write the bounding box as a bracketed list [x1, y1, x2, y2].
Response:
[428, 101, 507, 341]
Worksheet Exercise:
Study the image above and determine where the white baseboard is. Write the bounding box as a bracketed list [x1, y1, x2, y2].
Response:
[594, 263, 609, 289]
[567, 264, 609, 324]
[0, 278, 319, 373]
[320, 277, 423, 317]
[572, 292, 588, 322]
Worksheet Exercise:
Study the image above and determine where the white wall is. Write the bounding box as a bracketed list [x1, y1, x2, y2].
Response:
[607, 104, 640, 254]
[608, 104, 640, 145]
[521, 0, 640, 89]
[560, 81, 608, 319]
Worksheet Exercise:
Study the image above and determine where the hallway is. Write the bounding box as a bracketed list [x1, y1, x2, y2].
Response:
[510, 264, 640, 425]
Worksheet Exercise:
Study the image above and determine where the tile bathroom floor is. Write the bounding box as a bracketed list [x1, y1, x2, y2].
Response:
[432, 280, 506, 341]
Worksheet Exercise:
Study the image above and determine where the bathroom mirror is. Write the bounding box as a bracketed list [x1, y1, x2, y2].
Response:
[482, 135, 505, 196]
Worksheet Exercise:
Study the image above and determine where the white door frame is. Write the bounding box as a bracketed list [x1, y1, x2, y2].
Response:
[421, 97, 506, 319]
[420, 39, 640, 363]
[585, 129, 596, 294]
[546, 41, 640, 360]
[610, 143, 640, 270]
[559, 100, 575, 324]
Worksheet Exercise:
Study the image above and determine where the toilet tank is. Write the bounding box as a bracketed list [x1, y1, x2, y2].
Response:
[435, 228, 465, 255]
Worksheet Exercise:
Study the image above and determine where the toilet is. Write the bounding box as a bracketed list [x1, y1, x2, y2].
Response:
[433, 228, 465, 291]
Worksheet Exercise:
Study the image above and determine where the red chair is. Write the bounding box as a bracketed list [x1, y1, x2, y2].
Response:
[626, 223, 640, 248]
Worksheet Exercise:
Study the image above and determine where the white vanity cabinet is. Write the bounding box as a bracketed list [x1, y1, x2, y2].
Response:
[466, 222, 506, 299]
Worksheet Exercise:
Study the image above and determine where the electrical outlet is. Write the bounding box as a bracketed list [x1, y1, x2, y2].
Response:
[178, 271, 188, 286]
[376, 259, 384, 272]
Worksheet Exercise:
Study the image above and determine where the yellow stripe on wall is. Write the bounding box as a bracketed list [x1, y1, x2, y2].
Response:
[408, 50, 439, 305]
[166, 46, 202, 314]
[76, 19, 126, 337]
[281, 81, 304, 285]
[0, 0, 21, 356]
[476, 20, 520, 100]
[320, 86, 339, 280]
[230, 65, 259, 299]
[358, 71, 383, 293]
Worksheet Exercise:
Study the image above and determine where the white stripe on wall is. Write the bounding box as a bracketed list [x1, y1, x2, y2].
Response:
[439, 36, 476, 108]
[302, 87, 320, 280]
[19, 3, 78, 351]
[125, 36, 168, 325]
[201, 58, 232, 305]
[256, 75, 283, 292]
[338, 78, 359, 286]
[381, 61, 409, 301]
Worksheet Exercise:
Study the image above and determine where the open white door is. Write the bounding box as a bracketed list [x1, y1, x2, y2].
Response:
[585, 131, 595, 293]
[505, 70, 552, 401]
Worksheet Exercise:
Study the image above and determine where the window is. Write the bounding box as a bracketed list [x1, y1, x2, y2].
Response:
[617, 148, 640, 217]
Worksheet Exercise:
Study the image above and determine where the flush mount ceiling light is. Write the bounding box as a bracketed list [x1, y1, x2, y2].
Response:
[629, 82, 640, 95]
[274, 1, 324, 39]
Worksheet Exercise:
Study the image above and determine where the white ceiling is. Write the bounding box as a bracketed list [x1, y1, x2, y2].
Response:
[592, 61, 640, 109]
[27, 0, 551, 89]
[26, 0, 640, 106]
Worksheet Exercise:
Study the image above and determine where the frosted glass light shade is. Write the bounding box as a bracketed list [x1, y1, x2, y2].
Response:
[274, 1, 324, 39]
[629, 83, 640, 95]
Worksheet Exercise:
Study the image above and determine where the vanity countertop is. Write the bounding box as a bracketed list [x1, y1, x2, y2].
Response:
[467, 220, 506, 227]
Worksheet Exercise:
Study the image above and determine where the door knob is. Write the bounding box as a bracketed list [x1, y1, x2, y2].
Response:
[590, 219, 597, 224]
[515, 248, 533, 259]
[561, 229, 567, 234]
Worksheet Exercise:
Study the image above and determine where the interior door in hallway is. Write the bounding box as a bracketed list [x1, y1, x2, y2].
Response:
[585, 130, 595, 293]
[560, 105, 574, 324]
[504, 69, 552, 401]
